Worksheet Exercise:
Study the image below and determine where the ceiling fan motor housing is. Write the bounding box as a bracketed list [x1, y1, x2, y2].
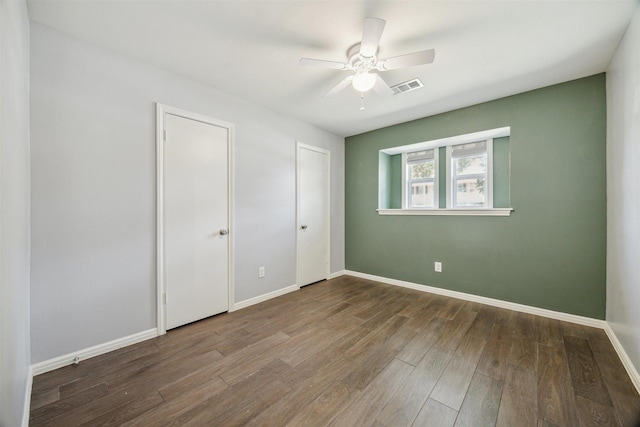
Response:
[348, 44, 376, 73]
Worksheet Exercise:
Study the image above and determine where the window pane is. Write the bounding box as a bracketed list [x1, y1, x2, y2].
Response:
[410, 160, 434, 179]
[455, 178, 486, 207]
[454, 154, 486, 175]
[410, 181, 434, 207]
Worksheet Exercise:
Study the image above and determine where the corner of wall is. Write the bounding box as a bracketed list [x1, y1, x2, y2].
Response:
[605, 1, 640, 393]
[0, 0, 32, 425]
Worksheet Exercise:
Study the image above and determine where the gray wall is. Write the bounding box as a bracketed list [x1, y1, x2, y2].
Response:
[0, 0, 32, 425]
[30, 23, 345, 363]
[606, 4, 640, 377]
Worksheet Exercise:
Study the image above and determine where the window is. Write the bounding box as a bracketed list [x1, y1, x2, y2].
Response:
[447, 140, 493, 208]
[404, 149, 438, 208]
[378, 127, 511, 216]
[401, 140, 494, 210]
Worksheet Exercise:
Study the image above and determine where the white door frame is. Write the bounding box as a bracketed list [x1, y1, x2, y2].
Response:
[156, 103, 235, 335]
[296, 142, 331, 286]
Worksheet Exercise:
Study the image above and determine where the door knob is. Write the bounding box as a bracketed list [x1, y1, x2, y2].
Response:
[301, 225, 308, 230]
[219, 229, 228, 235]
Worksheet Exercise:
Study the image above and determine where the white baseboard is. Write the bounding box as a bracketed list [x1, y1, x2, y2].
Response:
[603, 323, 640, 395]
[31, 328, 158, 376]
[329, 270, 346, 279]
[233, 284, 299, 311]
[22, 365, 33, 427]
[232, 273, 347, 312]
[344, 270, 606, 329]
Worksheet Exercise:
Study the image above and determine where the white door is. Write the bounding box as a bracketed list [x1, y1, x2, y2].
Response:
[297, 143, 330, 287]
[162, 110, 231, 330]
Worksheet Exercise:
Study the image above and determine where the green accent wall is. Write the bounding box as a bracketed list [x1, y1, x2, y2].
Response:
[345, 74, 606, 319]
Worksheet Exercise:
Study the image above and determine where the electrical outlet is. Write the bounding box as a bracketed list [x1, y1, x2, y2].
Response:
[258, 266, 265, 278]
[434, 262, 442, 273]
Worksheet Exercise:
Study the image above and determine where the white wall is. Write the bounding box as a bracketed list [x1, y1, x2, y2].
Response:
[30, 23, 345, 364]
[0, 0, 32, 425]
[606, 4, 640, 377]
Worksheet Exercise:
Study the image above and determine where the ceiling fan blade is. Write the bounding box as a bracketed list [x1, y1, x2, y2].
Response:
[324, 75, 355, 98]
[299, 58, 348, 70]
[378, 49, 435, 71]
[360, 18, 386, 58]
[371, 74, 394, 96]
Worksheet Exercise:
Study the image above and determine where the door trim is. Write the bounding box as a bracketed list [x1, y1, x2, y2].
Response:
[156, 103, 235, 335]
[296, 142, 331, 287]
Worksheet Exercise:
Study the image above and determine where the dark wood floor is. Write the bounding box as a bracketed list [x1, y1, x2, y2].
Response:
[30, 276, 640, 426]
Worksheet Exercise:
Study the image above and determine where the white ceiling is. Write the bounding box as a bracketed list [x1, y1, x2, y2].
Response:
[27, 0, 636, 137]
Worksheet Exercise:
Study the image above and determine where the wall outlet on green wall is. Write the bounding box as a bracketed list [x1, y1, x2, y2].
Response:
[435, 262, 442, 272]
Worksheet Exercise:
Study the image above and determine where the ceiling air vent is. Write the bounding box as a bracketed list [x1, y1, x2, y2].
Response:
[391, 78, 424, 95]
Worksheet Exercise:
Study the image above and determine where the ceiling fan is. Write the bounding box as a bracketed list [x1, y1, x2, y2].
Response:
[299, 17, 435, 98]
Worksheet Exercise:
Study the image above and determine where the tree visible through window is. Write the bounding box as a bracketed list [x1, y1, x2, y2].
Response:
[406, 149, 437, 208]
[449, 141, 492, 208]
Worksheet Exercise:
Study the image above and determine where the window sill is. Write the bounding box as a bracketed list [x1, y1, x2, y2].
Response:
[377, 208, 513, 217]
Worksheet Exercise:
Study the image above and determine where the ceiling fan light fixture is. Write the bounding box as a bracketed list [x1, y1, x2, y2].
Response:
[352, 72, 376, 92]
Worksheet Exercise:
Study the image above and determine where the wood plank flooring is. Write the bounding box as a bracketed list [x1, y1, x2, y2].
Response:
[30, 276, 640, 426]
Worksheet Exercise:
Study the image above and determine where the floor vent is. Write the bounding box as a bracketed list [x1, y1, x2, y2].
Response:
[391, 78, 424, 95]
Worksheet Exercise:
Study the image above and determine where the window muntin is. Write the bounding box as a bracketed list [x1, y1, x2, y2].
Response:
[448, 140, 493, 208]
[405, 149, 438, 208]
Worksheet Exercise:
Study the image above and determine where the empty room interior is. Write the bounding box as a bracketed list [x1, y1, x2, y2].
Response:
[2, 0, 640, 426]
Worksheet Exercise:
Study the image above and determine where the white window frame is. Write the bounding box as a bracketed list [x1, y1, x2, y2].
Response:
[402, 148, 439, 209]
[446, 139, 493, 209]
